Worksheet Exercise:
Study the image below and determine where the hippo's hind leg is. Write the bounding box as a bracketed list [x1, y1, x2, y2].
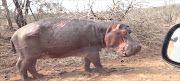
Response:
[16, 50, 30, 80]
[84, 58, 92, 72]
[17, 54, 40, 80]
[27, 59, 44, 79]
[18, 58, 31, 80]
[18, 57, 42, 80]
[16, 57, 22, 72]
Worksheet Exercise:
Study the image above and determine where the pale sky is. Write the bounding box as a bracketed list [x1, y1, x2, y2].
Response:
[2, 0, 180, 12]
[60, 0, 180, 12]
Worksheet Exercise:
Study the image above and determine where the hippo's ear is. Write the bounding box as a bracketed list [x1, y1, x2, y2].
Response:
[124, 25, 131, 34]
[118, 24, 132, 34]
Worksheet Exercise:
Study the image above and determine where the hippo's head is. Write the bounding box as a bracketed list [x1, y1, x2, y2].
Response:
[104, 24, 141, 57]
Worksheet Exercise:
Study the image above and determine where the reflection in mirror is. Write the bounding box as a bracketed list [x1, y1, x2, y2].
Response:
[167, 28, 180, 62]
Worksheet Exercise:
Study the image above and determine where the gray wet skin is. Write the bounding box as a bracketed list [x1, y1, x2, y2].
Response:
[10, 18, 141, 80]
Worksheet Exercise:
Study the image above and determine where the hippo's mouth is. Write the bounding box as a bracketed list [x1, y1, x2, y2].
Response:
[117, 50, 127, 57]
[117, 41, 141, 57]
[117, 38, 129, 57]
[117, 47, 129, 57]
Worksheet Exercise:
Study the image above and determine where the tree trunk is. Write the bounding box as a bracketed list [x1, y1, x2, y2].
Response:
[13, 0, 27, 28]
[24, 0, 30, 20]
[2, 0, 13, 29]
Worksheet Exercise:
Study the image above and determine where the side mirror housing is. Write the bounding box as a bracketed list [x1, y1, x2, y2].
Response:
[162, 23, 180, 67]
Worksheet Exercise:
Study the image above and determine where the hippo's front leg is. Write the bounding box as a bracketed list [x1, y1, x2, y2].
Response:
[84, 58, 92, 72]
[86, 53, 105, 73]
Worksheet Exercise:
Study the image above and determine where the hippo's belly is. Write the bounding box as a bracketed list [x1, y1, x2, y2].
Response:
[38, 45, 102, 58]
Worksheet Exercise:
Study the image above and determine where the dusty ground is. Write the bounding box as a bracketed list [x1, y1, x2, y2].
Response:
[0, 33, 180, 81]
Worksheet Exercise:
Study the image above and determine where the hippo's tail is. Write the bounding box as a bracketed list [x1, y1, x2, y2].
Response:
[10, 39, 16, 54]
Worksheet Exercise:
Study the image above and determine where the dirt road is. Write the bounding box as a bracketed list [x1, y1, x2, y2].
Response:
[1, 38, 180, 81]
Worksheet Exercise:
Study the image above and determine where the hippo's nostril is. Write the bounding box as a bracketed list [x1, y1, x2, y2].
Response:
[138, 45, 141, 48]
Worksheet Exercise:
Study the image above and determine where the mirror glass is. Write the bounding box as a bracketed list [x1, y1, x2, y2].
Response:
[167, 28, 180, 62]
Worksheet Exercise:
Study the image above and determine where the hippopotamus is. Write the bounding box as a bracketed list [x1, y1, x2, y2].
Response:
[10, 18, 141, 80]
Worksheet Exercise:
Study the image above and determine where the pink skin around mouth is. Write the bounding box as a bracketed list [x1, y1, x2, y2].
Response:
[118, 42, 126, 52]
[118, 37, 127, 52]
[117, 42, 127, 57]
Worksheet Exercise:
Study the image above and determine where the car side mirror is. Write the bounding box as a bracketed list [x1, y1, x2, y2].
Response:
[162, 23, 180, 67]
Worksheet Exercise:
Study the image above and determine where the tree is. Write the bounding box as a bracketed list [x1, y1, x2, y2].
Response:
[108, 0, 142, 21]
[164, 0, 175, 23]
[2, 0, 13, 29]
[13, 0, 27, 28]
